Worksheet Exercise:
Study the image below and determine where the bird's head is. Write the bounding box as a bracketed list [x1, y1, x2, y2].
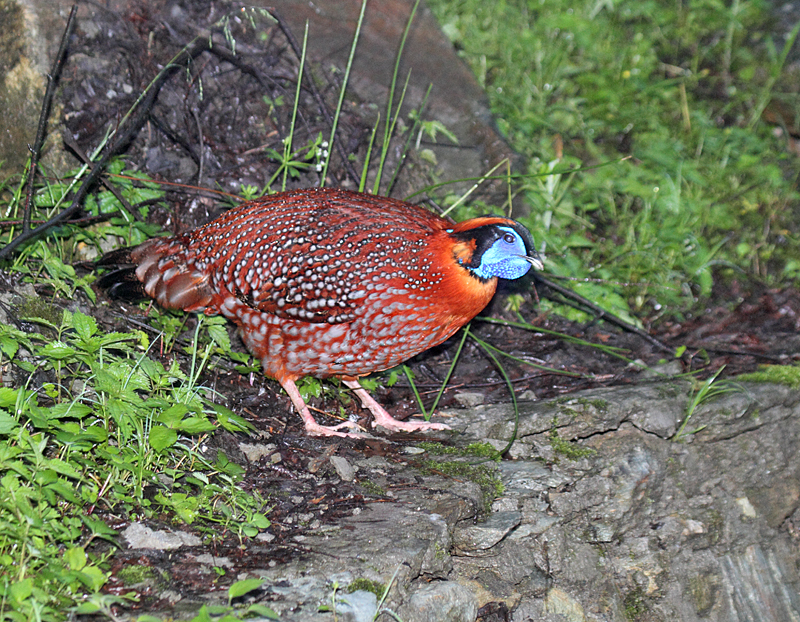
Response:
[449, 217, 543, 281]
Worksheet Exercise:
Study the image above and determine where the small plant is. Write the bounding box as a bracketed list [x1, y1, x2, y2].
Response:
[673, 367, 742, 441]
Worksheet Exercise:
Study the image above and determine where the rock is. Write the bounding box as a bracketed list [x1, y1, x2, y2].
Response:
[543, 588, 587, 622]
[122, 522, 202, 549]
[335, 590, 378, 622]
[453, 511, 521, 554]
[397, 581, 478, 622]
[449, 382, 691, 442]
[239, 442, 277, 463]
[453, 392, 485, 408]
[330, 455, 356, 481]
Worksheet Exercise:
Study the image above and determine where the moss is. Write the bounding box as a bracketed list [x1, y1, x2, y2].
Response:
[737, 364, 800, 388]
[574, 397, 610, 414]
[16, 295, 63, 327]
[346, 577, 385, 597]
[553, 396, 609, 415]
[117, 564, 157, 585]
[417, 458, 503, 515]
[417, 441, 501, 461]
[358, 480, 387, 497]
[622, 587, 649, 621]
[548, 419, 596, 461]
[689, 571, 720, 617]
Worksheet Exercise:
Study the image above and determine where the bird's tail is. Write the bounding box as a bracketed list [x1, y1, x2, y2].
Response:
[96, 239, 215, 313]
[95, 247, 148, 302]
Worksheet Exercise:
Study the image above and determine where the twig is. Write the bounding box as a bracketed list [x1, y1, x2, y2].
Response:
[62, 134, 140, 221]
[533, 272, 671, 352]
[22, 4, 78, 235]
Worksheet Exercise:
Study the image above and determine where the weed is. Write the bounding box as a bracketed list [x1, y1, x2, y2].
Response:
[673, 367, 743, 441]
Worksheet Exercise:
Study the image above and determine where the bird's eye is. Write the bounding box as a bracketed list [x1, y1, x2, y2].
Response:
[503, 233, 516, 244]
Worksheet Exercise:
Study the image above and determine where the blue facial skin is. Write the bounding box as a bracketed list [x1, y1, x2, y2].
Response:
[472, 226, 534, 280]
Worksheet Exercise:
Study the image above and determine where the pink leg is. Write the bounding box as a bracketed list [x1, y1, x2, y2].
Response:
[343, 379, 450, 433]
[280, 379, 365, 438]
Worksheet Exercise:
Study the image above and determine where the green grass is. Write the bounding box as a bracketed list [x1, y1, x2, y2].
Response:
[0, 306, 269, 619]
[427, 0, 800, 320]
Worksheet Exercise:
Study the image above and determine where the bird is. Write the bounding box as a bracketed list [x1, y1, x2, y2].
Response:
[98, 187, 542, 437]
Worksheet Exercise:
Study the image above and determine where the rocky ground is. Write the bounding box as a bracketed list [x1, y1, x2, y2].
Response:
[108, 378, 800, 622]
[2, 0, 800, 620]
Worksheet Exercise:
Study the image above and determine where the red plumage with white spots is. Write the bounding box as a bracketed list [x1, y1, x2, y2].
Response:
[100, 188, 541, 437]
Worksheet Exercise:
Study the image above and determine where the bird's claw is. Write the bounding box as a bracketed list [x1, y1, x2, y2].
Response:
[371, 419, 450, 434]
[304, 419, 368, 438]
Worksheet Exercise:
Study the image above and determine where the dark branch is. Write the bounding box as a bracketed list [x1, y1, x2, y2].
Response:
[22, 4, 78, 235]
[534, 273, 672, 352]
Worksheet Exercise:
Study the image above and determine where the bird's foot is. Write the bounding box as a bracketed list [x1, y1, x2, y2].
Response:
[342, 379, 449, 434]
[303, 418, 367, 438]
[281, 378, 367, 438]
[370, 415, 450, 434]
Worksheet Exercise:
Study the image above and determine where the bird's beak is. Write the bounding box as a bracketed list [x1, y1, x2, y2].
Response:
[521, 253, 544, 271]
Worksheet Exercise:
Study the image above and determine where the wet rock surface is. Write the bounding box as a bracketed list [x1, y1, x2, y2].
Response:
[107, 382, 800, 621]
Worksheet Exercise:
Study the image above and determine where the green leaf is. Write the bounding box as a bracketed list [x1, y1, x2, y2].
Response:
[72, 311, 98, 341]
[157, 404, 190, 426]
[250, 513, 271, 529]
[74, 601, 103, 614]
[0, 387, 21, 409]
[174, 416, 216, 434]
[43, 457, 82, 479]
[228, 577, 264, 599]
[246, 603, 280, 619]
[39, 341, 78, 360]
[149, 426, 178, 452]
[212, 403, 254, 433]
[9, 578, 32, 604]
[207, 321, 232, 352]
[64, 546, 87, 571]
[81, 514, 118, 538]
[47, 402, 92, 420]
[0, 411, 18, 434]
[0, 334, 19, 359]
[188, 605, 214, 622]
[76, 564, 108, 591]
